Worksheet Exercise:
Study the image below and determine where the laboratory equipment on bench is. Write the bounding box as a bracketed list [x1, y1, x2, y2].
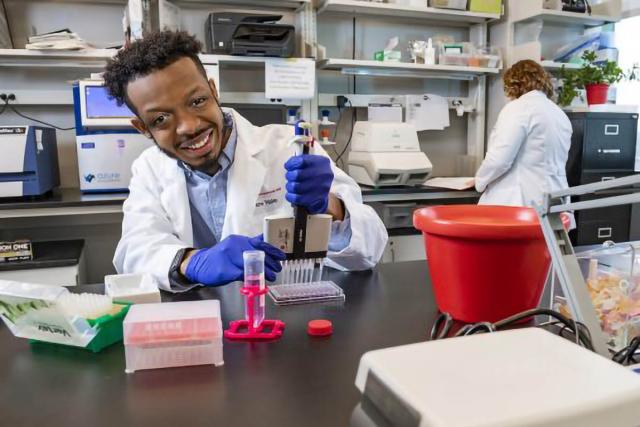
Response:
[0, 280, 129, 352]
[347, 121, 432, 187]
[265, 121, 345, 305]
[536, 174, 640, 357]
[205, 12, 295, 57]
[269, 120, 330, 284]
[351, 328, 640, 427]
[413, 205, 569, 323]
[224, 250, 285, 340]
[73, 80, 154, 193]
[123, 300, 224, 373]
[0, 126, 59, 198]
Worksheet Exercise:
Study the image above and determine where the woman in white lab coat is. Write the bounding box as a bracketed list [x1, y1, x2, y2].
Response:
[474, 60, 573, 208]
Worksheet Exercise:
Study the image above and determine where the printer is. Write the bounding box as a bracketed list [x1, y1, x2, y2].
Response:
[205, 12, 295, 57]
[0, 126, 59, 198]
[73, 80, 154, 193]
[347, 122, 433, 187]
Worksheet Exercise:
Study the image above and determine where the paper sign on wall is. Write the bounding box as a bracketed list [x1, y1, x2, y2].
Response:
[265, 59, 315, 100]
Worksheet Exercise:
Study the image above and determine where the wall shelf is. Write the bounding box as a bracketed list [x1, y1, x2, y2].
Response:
[316, 0, 500, 24]
[36, 0, 310, 8]
[0, 48, 116, 68]
[511, 9, 620, 26]
[541, 60, 581, 71]
[318, 58, 500, 80]
[199, 54, 314, 69]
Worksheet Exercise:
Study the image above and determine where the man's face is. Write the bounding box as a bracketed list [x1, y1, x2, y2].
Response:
[127, 56, 226, 173]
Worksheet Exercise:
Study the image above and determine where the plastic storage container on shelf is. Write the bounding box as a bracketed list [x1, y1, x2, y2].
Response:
[414, 205, 569, 323]
[123, 300, 223, 373]
[439, 53, 471, 66]
[429, 0, 468, 10]
[554, 242, 640, 351]
[388, 0, 428, 6]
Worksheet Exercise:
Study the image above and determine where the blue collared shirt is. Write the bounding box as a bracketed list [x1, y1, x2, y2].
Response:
[181, 111, 352, 251]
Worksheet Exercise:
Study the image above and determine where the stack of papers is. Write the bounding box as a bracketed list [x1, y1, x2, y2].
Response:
[26, 29, 91, 50]
[423, 177, 475, 191]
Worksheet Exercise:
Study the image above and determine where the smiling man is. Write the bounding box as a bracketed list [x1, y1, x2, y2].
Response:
[105, 31, 387, 292]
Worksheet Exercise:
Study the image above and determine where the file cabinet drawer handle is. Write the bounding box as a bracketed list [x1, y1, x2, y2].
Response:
[597, 227, 613, 238]
[604, 124, 619, 135]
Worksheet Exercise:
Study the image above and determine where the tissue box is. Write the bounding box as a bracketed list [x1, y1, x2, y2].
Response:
[374, 50, 402, 62]
[123, 300, 224, 373]
[105, 273, 161, 304]
[469, 0, 501, 14]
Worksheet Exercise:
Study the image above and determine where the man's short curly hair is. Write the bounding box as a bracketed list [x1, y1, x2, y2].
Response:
[103, 30, 206, 109]
[503, 60, 554, 99]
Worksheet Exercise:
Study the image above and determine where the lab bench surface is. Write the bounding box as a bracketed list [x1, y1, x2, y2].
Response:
[0, 261, 437, 427]
[0, 186, 478, 219]
[0, 187, 126, 210]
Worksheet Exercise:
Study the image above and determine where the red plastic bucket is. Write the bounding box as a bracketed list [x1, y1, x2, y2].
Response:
[585, 83, 609, 105]
[413, 205, 561, 323]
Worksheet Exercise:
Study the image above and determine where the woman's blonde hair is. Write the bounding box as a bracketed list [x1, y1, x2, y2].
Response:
[503, 60, 554, 99]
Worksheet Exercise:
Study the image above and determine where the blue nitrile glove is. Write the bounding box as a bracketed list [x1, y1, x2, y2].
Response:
[284, 154, 334, 214]
[185, 234, 285, 286]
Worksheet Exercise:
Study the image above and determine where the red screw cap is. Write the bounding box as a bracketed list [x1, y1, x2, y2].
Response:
[307, 319, 333, 337]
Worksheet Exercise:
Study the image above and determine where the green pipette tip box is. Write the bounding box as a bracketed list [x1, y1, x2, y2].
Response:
[30, 303, 131, 353]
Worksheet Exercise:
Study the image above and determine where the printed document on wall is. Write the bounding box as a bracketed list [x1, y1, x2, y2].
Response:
[406, 94, 450, 131]
[265, 59, 315, 100]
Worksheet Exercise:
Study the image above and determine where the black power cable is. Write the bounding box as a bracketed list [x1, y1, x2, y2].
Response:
[613, 336, 640, 365]
[335, 100, 355, 169]
[430, 308, 596, 353]
[0, 99, 75, 131]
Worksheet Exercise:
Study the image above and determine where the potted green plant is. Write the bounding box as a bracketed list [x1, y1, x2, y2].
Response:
[558, 50, 625, 107]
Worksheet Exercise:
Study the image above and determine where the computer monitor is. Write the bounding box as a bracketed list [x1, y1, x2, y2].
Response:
[78, 80, 136, 128]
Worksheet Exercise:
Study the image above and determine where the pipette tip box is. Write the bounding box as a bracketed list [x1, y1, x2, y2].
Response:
[123, 300, 223, 373]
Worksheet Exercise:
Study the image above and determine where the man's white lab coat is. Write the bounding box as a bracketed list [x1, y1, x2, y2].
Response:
[113, 109, 388, 291]
[475, 90, 573, 207]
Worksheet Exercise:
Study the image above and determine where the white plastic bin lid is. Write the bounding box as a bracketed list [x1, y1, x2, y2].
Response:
[104, 273, 159, 298]
[355, 328, 640, 427]
[123, 300, 222, 345]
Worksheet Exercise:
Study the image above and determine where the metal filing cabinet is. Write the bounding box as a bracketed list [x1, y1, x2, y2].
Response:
[566, 112, 639, 245]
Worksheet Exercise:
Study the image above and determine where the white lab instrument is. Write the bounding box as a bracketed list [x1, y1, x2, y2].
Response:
[353, 328, 640, 427]
[73, 80, 154, 193]
[347, 121, 432, 187]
